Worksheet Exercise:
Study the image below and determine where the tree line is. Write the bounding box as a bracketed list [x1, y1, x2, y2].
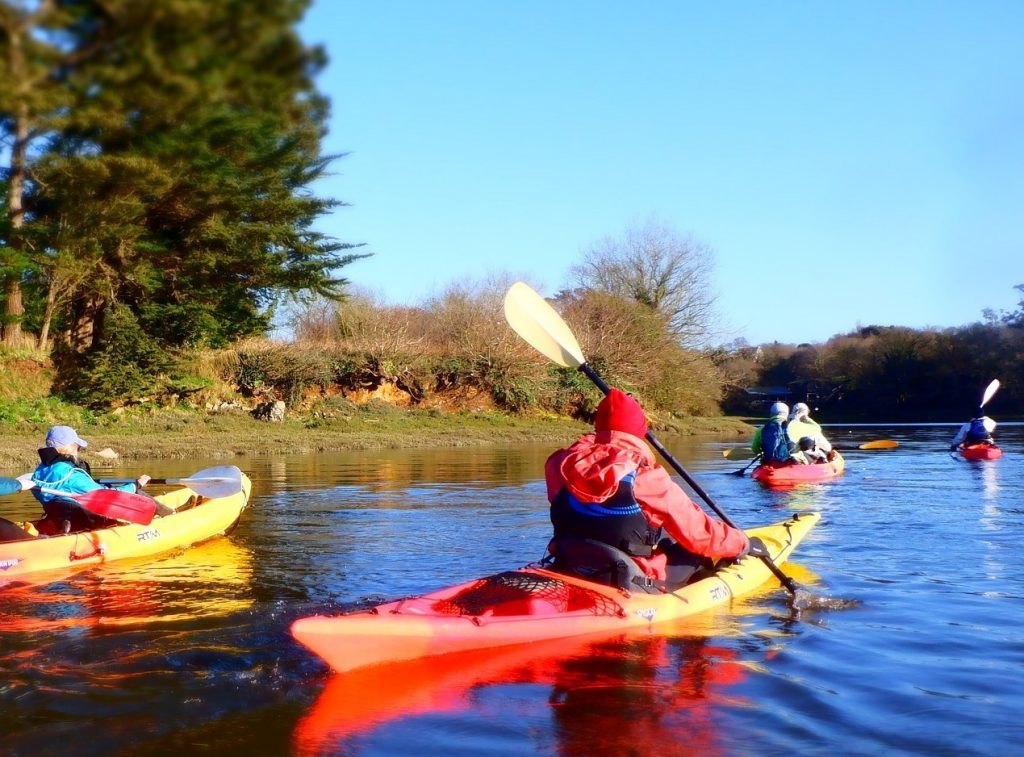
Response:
[712, 285, 1024, 420]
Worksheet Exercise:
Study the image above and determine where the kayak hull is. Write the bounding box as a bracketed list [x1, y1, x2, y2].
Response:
[0, 471, 251, 585]
[960, 444, 1002, 461]
[752, 452, 845, 486]
[291, 512, 819, 673]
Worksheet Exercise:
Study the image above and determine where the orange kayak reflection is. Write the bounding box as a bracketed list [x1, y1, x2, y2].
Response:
[292, 632, 750, 756]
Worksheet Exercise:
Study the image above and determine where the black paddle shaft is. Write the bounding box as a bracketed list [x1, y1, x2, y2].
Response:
[579, 363, 800, 595]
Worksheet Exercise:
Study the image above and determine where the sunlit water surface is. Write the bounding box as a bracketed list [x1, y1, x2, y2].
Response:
[2, 424, 1023, 755]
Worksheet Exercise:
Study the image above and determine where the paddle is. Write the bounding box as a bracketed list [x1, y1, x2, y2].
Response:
[101, 465, 243, 500]
[36, 486, 157, 525]
[732, 453, 762, 477]
[980, 379, 1000, 410]
[0, 475, 158, 525]
[857, 440, 898, 450]
[503, 282, 807, 602]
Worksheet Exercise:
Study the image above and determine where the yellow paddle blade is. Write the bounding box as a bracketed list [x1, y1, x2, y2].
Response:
[503, 282, 586, 368]
[859, 440, 898, 450]
[723, 447, 756, 459]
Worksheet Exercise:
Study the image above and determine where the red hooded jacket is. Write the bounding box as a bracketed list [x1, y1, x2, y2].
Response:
[545, 430, 748, 563]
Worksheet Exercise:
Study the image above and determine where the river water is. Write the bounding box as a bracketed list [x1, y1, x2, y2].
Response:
[2, 424, 1023, 755]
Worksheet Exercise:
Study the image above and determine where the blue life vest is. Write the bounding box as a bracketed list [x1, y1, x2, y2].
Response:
[967, 418, 991, 443]
[760, 420, 791, 465]
[549, 471, 661, 557]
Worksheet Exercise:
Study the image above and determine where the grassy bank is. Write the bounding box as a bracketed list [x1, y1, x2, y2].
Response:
[0, 405, 753, 470]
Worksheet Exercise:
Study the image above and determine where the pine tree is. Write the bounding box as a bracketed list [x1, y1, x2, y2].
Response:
[7, 0, 364, 357]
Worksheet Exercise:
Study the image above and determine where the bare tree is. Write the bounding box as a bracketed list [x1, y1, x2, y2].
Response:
[570, 219, 716, 348]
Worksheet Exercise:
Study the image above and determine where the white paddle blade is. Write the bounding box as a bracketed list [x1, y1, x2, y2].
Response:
[981, 379, 1000, 408]
[171, 465, 243, 485]
[503, 282, 586, 368]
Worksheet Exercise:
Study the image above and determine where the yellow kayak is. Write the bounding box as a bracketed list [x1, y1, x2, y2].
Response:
[0, 468, 251, 587]
[292, 512, 819, 674]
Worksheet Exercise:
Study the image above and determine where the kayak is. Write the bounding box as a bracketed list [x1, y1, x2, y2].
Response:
[0, 468, 251, 586]
[751, 451, 845, 486]
[291, 512, 819, 674]
[960, 444, 1003, 461]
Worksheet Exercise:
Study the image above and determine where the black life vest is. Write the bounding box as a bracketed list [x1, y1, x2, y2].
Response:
[549, 471, 661, 557]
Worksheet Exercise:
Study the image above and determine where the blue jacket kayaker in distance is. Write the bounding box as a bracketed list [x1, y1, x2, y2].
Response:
[950, 411, 996, 451]
[751, 402, 793, 465]
[30, 425, 166, 532]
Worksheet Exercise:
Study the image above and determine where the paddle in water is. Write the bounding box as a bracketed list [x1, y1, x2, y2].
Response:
[503, 282, 857, 612]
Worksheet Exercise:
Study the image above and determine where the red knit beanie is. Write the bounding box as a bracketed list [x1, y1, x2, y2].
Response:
[594, 388, 648, 438]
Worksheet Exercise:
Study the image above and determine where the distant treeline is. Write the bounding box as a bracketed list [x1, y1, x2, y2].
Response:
[712, 286, 1024, 421]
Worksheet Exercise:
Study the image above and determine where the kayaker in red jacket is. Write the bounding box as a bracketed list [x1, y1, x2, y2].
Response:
[545, 389, 754, 589]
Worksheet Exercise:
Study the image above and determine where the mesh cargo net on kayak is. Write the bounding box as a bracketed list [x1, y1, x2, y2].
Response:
[429, 571, 624, 618]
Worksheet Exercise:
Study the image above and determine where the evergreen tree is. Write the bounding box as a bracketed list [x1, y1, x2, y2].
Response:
[7, 0, 364, 359]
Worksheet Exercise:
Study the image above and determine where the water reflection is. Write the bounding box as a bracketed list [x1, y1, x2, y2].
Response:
[292, 633, 750, 757]
[0, 538, 254, 633]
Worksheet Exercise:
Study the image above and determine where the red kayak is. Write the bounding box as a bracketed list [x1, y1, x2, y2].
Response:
[751, 452, 845, 486]
[960, 444, 1002, 461]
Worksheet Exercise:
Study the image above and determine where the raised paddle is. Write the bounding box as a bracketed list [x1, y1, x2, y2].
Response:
[980, 379, 1000, 410]
[101, 465, 243, 500]
[503, 282, 809, 604]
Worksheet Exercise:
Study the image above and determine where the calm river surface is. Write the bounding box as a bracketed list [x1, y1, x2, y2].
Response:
[3, 423, 1023, 755]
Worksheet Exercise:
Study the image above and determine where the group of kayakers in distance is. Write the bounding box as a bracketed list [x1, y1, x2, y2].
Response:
[750, 401, 836, 467]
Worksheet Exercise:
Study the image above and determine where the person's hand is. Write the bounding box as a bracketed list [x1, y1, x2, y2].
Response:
[135, 474, 151, 490]
[949, 444, 958, 452]
[746, 536, 769, 559]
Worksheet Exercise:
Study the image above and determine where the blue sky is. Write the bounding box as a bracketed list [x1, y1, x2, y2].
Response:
[300, 2, 1024, 346]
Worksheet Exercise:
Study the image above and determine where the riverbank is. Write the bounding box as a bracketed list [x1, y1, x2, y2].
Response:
[0, 407, 753, 469]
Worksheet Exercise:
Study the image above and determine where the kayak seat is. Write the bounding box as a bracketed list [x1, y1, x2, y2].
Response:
[548, 537, 663, 595]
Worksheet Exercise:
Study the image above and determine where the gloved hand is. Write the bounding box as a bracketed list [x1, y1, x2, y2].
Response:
[949, 444, 958, 452]
[746, 536, 769, 559]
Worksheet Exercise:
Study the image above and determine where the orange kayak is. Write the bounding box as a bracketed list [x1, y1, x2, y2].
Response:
[752, 451, 845, 486]
[291, 512, 819, 674]
[0, 469, 251, 587]
[960, 444, 1002, 461]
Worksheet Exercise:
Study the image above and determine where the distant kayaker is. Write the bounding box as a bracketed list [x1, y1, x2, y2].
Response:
[30, 425, 170, 532]
[751, 402, 793, 465]
[950, 412, 997, 452]
[787, 402, 834, 463]
[544, 389, 761, 590]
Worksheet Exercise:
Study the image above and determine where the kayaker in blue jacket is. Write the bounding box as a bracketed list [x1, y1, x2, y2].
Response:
[30, 425, 167, 532]
[751, 402, 793, 465]
[950, 412, 997, 451]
